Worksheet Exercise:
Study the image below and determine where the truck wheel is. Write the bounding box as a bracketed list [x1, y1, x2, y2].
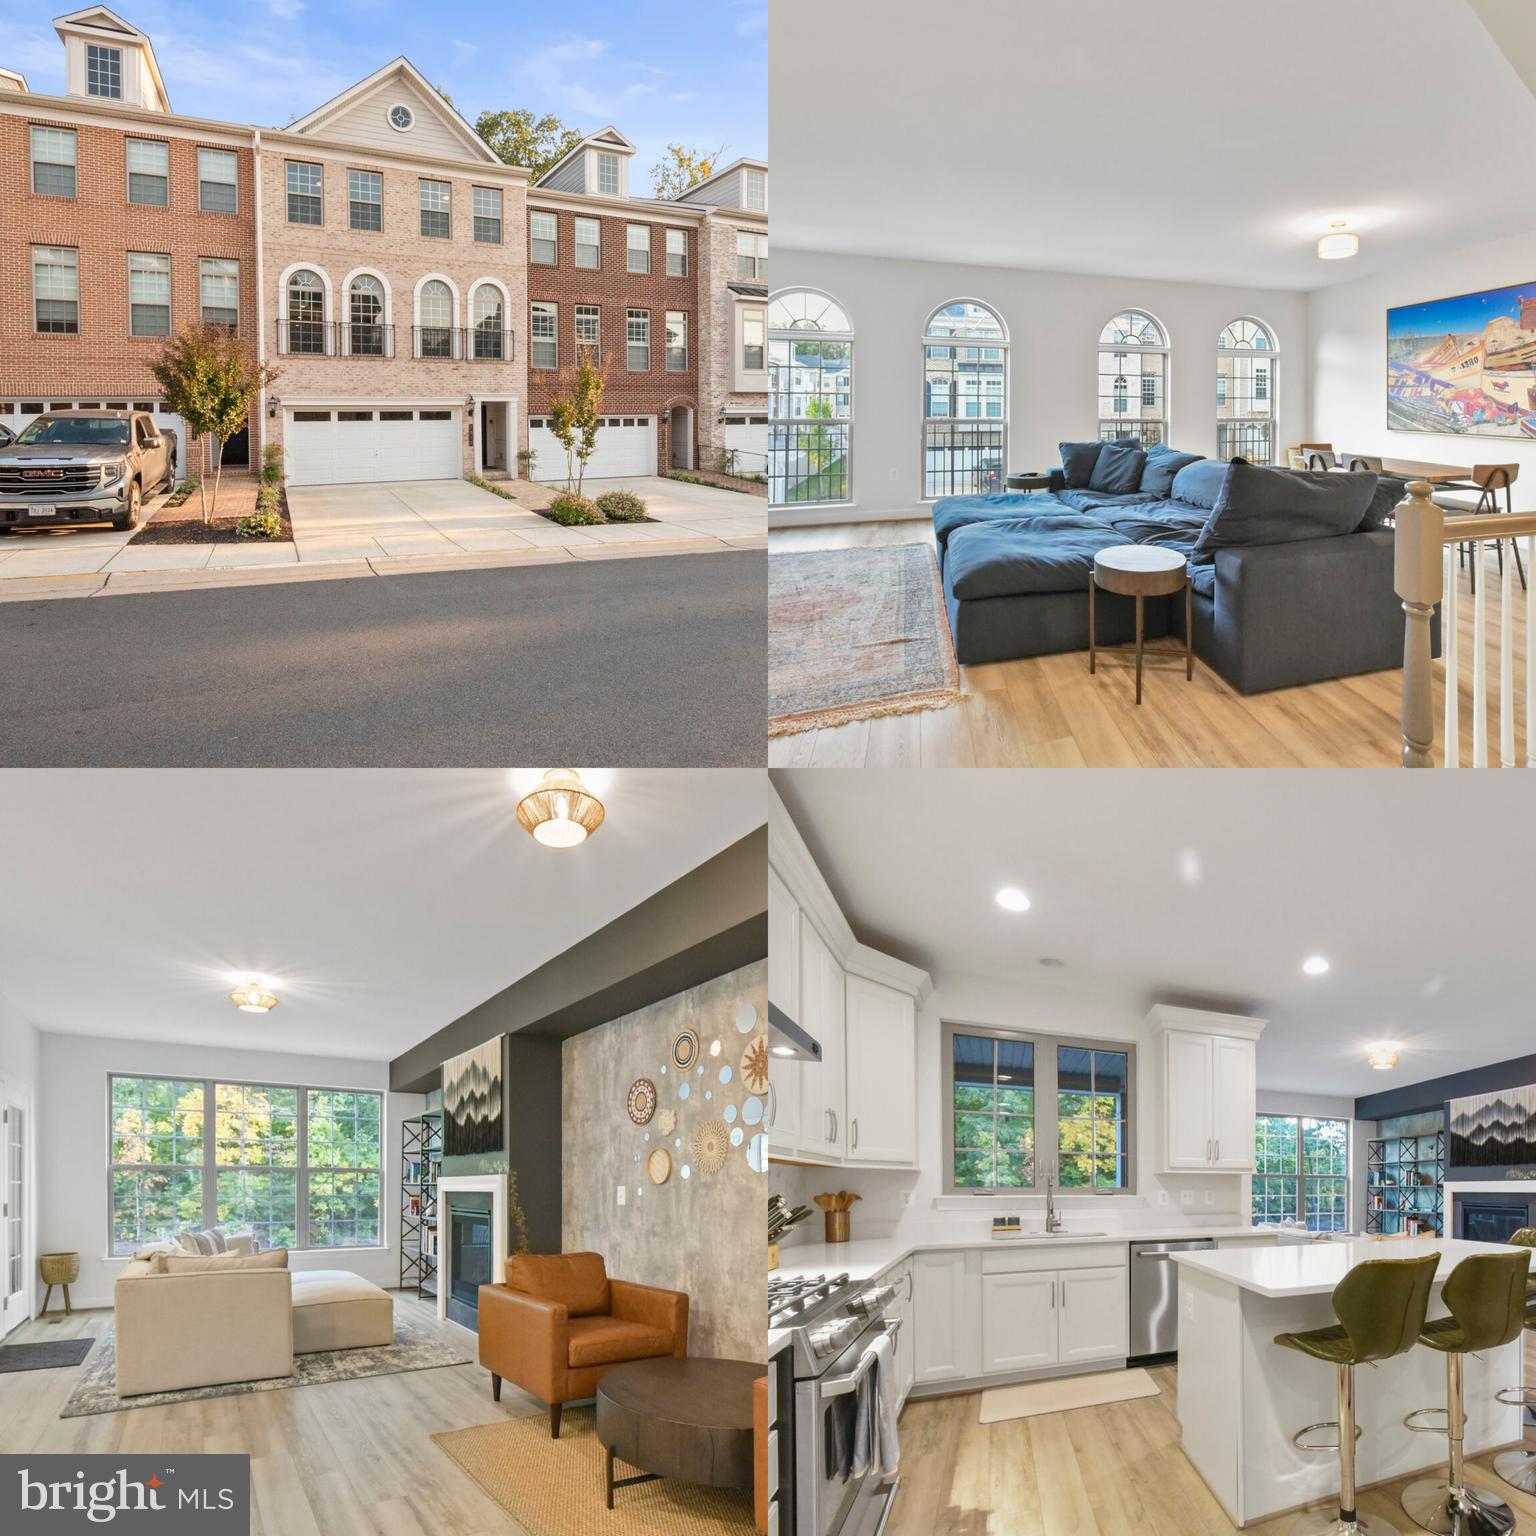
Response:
[113, 480, 142, 531]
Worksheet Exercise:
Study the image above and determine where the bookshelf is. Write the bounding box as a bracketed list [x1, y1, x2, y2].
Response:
[1366, 1117, 1446, 1236]
[400, 1115, 441, 1295]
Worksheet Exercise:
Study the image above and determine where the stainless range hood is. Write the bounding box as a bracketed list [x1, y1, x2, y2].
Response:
[768, 1000, 822, 1063]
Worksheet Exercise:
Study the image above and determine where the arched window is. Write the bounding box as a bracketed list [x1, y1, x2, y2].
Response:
[922, 300, 1007, 499]
[1097, 310, 1168, 446]
[286, 268, 326, 355]
[347, 274, 385, 357]
[769, 290, 853, 508]
[417, 279, 454, 359]
[471, 283, 505, 361]
[1217, 317, 1278, 463]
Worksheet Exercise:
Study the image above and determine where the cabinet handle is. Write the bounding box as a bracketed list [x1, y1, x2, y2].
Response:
[1049, 1280, 1056, 1310]
[852, 1118, 859, 1150]
[1215, 1140, 1220, 1163]
[1061, 1280, 1068, 1308]
[1206, 1139, 1212, 1162]
[830, 1108, 838, 1144]
[768, 1083, 777, 1127]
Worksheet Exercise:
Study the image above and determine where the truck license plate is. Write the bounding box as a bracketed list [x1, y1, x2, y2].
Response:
[28, 505, 56, 517]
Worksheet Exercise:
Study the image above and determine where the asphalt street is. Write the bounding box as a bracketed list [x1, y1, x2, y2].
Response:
[0, 551, 766, 765]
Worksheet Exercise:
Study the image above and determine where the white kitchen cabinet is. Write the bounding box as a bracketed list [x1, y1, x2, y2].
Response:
[977, 1257, 1127, 1375]
[796, 922, 847, 1160]
[1057, 1265, 1129, 1363]
[767, 866, 799, 1019]
[844, 975, 916, 1166]
[1211, 1036, 1257, 1170]
[1147, 1006, 1265, 1174]
[767, 1048, 801, 1150]
[981, 1271, 1058, 1374]
[1163, 1031, 1215, 1171]
[912, 1249, 981, 1385]
[817, 939, 847, 1160]
[885, 1260, 915, 1406]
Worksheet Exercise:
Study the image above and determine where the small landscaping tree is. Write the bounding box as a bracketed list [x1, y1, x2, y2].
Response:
[150, 323, 278, 523]
[546, 352, 608, 499]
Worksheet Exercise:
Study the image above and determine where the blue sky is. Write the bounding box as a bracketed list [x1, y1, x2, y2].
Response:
[1387, 282, 1534, 339]
[1, 0, 766, 186]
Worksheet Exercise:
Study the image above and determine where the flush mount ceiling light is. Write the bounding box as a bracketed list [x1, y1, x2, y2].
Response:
[1302, 955, 1331, 976]
[229, 979, 278, 1014]
[515, 768, 605, 848]
[1317, 222, 1360, 261]
[1367, 1044, 1400, 1071]
[995, 887, 1030, 912]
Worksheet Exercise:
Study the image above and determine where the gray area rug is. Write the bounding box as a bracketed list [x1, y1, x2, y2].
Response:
[60, 1316, 471, 1417]
[0, 1337, 94, 1373]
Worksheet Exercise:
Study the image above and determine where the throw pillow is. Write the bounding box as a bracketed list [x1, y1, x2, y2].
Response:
[1193, 459, 1376, 559]
[1358, 474, 1409, 532]
[1058, 441, 1104, 488]
[1170, 459, 1233, 511]
[1139, 444, 1204, 497]
[132, 1240, 180, 1261]
[154, 1247, 289, 1275]
[1088, 442, 1146, 494]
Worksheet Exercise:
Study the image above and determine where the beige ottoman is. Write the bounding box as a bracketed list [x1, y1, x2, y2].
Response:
[291, 1270, 395, 1354]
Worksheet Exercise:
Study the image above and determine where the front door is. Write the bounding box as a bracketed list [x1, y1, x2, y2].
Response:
[669, 406, 693, 470]
[219, 426, 250, 468]
[481, 403, 507, 472]
[0, 1083, 27, 1337]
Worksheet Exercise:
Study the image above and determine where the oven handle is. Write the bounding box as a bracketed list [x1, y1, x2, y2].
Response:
[818, 1318, 902, 1399]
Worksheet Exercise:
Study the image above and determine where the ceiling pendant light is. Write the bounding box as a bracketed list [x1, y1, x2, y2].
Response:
[516, 768, 606, 848]
[229, 980, 278, 1014]
[1317, 222, 1360, 261]
[1367, 1044, 1400, 1071]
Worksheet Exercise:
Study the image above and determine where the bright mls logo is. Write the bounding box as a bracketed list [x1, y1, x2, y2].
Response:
[3, 1455, 249, 1533]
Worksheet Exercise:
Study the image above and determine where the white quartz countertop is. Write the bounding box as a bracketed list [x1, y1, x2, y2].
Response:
[1170, 1234, 1520, 1298]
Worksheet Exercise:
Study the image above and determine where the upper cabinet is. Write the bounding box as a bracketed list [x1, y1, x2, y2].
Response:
[767, 865, 799, 1019]
[845, 976, 917, 1165]
[1146, 1005, 1266, 1174]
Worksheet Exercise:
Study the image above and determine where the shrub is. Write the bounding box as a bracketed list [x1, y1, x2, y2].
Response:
[595, 489, 647, 522]
[237, 483, 283, 539]
[546, 493, 604, 527]
[260, 443, 284, 486]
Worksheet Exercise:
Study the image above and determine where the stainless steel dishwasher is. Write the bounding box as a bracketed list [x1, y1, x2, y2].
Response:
[1128, 1238, 1216, 1360]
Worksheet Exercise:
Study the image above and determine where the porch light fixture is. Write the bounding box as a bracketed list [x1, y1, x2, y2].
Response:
[229, 979, 278, 1014]
[995, 887, 1030, 912]
[1367, 1044, 1400, 1071]
[1317, 222, 1359, 261]
[516, 768, 605, 848]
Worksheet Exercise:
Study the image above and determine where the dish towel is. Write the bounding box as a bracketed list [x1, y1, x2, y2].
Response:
[870, 1329, 900, 1478]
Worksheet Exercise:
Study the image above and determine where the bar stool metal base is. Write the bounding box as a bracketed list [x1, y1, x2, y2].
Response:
[1491, 1447, 1536, 1496]
[1399, 1476, 1515, 1536]
[1290, 1511, 1404, 1536]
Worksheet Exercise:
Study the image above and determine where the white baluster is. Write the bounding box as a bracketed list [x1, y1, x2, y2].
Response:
[1473, 540, 1488, 767]
[1444, 544, 1459, 768]
[1502, 534, 1515, 767]
[1527, 535, 1534, 768]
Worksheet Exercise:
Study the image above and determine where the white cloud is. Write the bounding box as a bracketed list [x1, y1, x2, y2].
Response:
[265, 0, 305, 18]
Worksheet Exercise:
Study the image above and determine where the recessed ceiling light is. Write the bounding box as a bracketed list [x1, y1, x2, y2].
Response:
[1367, 1044, 1400, 1070]
[995, 887, 1030, 912]
[229, 980, 278, 1014]
[516, 768, 605, 848]
[1302, 956, 1330, 976]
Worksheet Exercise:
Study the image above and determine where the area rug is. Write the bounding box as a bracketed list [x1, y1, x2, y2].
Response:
[769, 544, 962, 735]
[0, 1337, 93, 1373]
[432, 1404, 755, 1535]
[60, 1317, 470, 1417]
[978, 1367, 1160, 1424]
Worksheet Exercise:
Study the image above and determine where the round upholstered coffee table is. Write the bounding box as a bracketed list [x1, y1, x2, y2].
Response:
[1090, 544, 1193, 705]
[594, 1356, 759, 1509]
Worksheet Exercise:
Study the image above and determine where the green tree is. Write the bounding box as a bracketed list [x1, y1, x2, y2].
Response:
[547, 352, 608, 497]
[651, 142, 725, 199]
[150, 323, 278, 523]
[474, 109, 583, 180]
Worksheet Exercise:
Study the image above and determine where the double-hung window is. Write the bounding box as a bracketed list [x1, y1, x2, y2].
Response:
[531, 301, 557, 369]
[596, 151, 620, 195]
[348, 169, 382, 231]
[31, 126, 77, 197]
[473, 186, 502, 244]
[575, 303, 600, 360]
[1097, 310, 1168, 447]
[744, 168, 766, 211]
[87, 44, 122, 99]
[666, 228, 688, 277]
[943, 1020, 1134, 1193]
[286, 161, 322, 225]
[306, 1090, 383, 1248]
[665, 311, 687, 372]
[626, 224, 650, 274]
[33, 246, 79, 334]
[1217, 318, 1279, 464]
[419, 179, 450, 238]
[199, 258, 239, 331]
[530, 212, 557, 264]
[128, 252, 171, 337]
[126, 139, 169, 206]
[574, 217, 600, 269]
[1253, 1115, 1349, 1230]
[736, 230, 767, 281]
[741, 306, 765, 372]
[198, 148, 238, 213]
[626, 308, 650, 370]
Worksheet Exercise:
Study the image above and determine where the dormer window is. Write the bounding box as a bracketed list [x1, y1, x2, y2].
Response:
[745, 169, 766, 211]
[596, 152, 620, 197]
[86, 44, 122, 99]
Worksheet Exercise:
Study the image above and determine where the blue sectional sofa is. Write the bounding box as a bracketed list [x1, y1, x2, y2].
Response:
[933, 440, 1437, 693]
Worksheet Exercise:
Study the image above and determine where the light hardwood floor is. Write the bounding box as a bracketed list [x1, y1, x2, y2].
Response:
[769, 520, 1530, 768]
[888, 1350, 1536, 1536]
[0, 1294, 537, 1536]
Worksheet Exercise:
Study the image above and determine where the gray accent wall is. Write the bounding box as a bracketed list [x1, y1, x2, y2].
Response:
[562, 959, 766, 1364]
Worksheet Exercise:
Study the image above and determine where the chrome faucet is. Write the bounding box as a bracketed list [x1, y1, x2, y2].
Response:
[1045, 1165, 1064, 1233]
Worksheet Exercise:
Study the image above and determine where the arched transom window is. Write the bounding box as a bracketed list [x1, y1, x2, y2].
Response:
[1097, 310, 1168, 446]
[347, 274, 385, 357]
[471, 283, 505, 360]
[1217, 317, 1278, 463]
[418, 279, 455, 359]
[922, 300, 1007, 498]
[286, 268, 326, 355]
[769, 290, 853, 508]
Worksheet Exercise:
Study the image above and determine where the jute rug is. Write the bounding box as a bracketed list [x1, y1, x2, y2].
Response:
[60, 1317, 470, 1417]
[978, 1367, 1160, 1424]
[769, 544, 962, 735]
[432, 1404, 755, 1535]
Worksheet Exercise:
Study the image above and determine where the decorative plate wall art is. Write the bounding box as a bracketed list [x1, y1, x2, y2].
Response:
[736, 1003, 759, 1035]
[626, 1078, 657, 1125]
[657, 1108, 676, 1136]
[692, 1119, 729, 1174]
[741, 1034, 769, 1095]
[671, 1028, 700, 1072]
[647, 1147, 673, 1185]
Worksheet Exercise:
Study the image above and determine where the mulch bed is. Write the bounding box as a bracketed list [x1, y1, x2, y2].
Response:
[129, 487, 293, 546]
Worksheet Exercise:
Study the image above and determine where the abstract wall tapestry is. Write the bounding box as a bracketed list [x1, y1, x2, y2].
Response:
[1448, 1085, 1536, 1168]
[442, 1037, 504, 1157]
[1388, 283, 1536, 439]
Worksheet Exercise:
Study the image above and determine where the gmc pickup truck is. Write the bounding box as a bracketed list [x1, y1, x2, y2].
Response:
[0, 409, 177, 532]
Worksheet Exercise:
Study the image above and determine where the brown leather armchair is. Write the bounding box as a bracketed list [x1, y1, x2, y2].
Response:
[478, 1252, 689, 1437]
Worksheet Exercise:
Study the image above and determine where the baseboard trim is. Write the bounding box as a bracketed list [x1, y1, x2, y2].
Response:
[770, 507, 928, 529]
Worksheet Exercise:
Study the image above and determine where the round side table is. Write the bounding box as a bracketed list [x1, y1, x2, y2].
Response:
[1090, 545, 1192, 705]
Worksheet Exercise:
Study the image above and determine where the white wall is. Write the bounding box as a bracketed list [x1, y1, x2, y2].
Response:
[777, 245, 1310, 521]
[39, 1032, 424, 1308]
[0, 989, 41, 1322]
[1309, 227, 1536, 510]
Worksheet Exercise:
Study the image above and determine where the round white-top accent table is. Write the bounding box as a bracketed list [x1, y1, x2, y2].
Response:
[1089, 544, 1193, 705]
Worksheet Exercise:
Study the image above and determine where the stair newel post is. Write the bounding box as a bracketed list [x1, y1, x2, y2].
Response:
[1395, 480, 1444, 768]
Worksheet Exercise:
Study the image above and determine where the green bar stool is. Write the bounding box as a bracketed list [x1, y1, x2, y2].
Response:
[1401, 1248, 1532, 1536]
[1276, 1253, 1442, 1536]
[1492, 1228, 1536, 1496]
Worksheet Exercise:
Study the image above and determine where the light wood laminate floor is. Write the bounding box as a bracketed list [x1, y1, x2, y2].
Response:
[0, 1294, 537, 1536]
[769, 520, 1529, 768]
[888, 1347, 1536, 1536]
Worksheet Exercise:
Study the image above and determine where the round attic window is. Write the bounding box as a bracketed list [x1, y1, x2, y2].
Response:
[388, 103, 415, 132]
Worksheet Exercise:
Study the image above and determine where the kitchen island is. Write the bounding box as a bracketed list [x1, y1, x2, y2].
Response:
[1169, 1236, 1526, 1528]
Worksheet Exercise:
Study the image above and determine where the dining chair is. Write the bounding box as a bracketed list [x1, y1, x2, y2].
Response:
[1344, 454, 1383, 473]
[1433, 465, 1524, 595]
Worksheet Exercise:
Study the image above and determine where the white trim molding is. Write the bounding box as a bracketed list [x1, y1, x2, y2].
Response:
[412, 271, 461, 329]
[435, 1174, 507, 1329]
[341, 266, 393, 326]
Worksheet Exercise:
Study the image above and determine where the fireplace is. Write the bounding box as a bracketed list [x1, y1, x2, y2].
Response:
[447, 1199, 492, 1330]
[1456, 1196, 1534, 1244]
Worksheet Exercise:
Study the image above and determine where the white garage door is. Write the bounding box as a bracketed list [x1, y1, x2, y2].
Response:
[527, 415, 656, 482]
[284, 407, 460, 486]
[724, 416, 767, 474]
[0, 397, 187, 461]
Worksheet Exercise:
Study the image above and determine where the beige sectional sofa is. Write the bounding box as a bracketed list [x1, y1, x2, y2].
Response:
[114, 1241, 395, 1397]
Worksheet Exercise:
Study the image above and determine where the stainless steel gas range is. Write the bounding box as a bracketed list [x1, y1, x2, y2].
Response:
[769, 1271, 901, 1536]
